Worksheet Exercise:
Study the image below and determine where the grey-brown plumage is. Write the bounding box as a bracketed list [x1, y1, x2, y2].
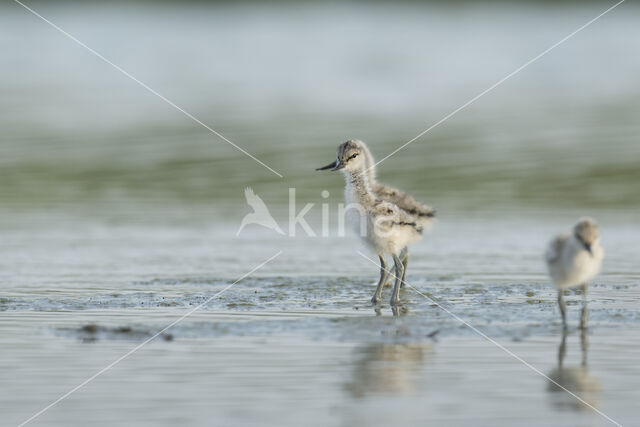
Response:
[355, 139, 435, 290]
[316, 140, 430, 306]
[356, 140, 436, 228]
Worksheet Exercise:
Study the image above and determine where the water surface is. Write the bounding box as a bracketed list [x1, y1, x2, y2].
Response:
[2, 2, 640, 426]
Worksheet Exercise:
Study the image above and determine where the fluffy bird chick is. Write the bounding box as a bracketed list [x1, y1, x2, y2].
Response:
[353, 138, 434, 289]
[316, 140, 425, 306]
[545, 218, 604, 330]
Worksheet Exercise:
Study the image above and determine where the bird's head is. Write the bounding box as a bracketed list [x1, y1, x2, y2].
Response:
[573, 217, 599, 255]
[316, 139, 366, 173]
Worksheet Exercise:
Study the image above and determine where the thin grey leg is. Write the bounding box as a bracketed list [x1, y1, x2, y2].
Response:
[371, 255, 390, 304]
[558, 290, 567, 330]
[400, 247, 408, 289]
[580, 283, 588, 330]
[390, 254, 405, 306]
[383, 247, 408, 289]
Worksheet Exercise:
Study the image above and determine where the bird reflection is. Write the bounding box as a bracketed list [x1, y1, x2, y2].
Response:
[547, 330, 601, 411]
[345, 342, 431, 398]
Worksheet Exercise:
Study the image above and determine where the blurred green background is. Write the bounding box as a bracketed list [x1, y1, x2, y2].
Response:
[1, 1, 639, 217]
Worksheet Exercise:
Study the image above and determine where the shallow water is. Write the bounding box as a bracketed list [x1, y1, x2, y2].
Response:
[2, 214, 640, 426]
[2, 1, 640, 426]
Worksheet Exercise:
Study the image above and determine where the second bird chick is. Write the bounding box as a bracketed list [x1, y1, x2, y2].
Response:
[545, 217, 604, 330]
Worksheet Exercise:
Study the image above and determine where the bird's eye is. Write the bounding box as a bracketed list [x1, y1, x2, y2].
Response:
[386, 209, 393, 214]
[349, 153, 358, 160]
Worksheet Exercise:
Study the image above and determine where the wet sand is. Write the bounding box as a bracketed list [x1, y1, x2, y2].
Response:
[2, 215, 639, 426]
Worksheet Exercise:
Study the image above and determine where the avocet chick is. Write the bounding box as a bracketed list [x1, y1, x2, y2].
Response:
[545, 218, 604, 330]
[353, 139, 435, 287]
[316, 140, 424, 306]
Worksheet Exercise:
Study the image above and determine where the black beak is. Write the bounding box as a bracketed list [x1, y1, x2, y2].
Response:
[316, 160, 342, 171]
[584, 243, 593, 255]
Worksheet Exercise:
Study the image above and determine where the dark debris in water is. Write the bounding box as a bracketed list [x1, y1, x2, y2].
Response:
[7, 278, 640, 342]
[60, 323, 174, 343]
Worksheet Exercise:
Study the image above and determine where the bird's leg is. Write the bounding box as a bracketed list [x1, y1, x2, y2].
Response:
[558, 290, 567, 330]
[371, 255, 390, 304]
[390, 254, 405, 307]
[382, 247, 408, 289]
[400, 247, 409, 289]
[580, 283, 588, 330]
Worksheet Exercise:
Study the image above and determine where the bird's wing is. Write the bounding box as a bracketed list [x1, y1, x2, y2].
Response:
[374, 184, 401, 200]
[400, 194, 435, 218]
[545, 233, 569, 263]
[392, 220, 423, 233]
[393, 207, 423, 233]
[376, 185, 435, 218]
[396, 206, 417, 224]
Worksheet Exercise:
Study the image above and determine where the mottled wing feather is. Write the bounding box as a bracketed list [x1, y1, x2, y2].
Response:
[374, 184, 435, 218]
[394, 207, 424, 233]
[404, 205, 436, 218]
[393, 221, 423, 233]
[546, 233, 569, 264]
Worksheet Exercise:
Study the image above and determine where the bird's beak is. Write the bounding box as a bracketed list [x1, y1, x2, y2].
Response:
[331, 160, 345, 171]
[584, 243, 593, 256]
[316, 160, 343, 171]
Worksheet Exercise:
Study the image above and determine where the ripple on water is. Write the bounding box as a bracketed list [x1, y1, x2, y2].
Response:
[0, 277, 630, 343]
